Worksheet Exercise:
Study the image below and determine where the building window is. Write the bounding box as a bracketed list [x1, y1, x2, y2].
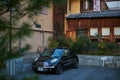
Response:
[81, 0, 93, 12]
[90, 28, 98, 36]
[102, 27, 110, 36]
[81, 0, 102, 12]
[114, 27, 120, 36]
[41, 7, 48, 15]
[93, 0, 100, 11]
[85, 0, 89, 10]
[106, 0, 120, 10]
[76, 28, 87, 37]
[35, 24, 41, 28]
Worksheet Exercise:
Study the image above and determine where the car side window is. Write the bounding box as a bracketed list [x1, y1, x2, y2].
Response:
[63, 49, 69, 57]
[69, 49, 75, 56]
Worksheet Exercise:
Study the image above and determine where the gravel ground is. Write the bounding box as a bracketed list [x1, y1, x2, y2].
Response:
[14, 66, 120, 80]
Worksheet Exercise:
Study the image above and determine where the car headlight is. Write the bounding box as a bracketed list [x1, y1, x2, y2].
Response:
[44, 62, 49, 67]
[34, 57, 38, 62]
[51, 58, 57, 63]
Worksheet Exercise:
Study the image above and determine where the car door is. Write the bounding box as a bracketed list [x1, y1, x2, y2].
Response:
[69, 50, 78, 65]
[61, 49, 73, 67]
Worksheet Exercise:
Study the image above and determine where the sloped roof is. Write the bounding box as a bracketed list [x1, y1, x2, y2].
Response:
[66, 10, 120, 19]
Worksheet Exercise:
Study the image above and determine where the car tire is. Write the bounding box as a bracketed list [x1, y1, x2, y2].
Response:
[73, 60, 78, 68]
[55, 64, 63, 75]
[33, 69, 39, 73]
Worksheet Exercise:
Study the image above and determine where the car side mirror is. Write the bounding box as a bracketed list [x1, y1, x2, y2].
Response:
[63, 50, 68, 57]
[39, 52, 43, 56]
[63, 54, 67, 57]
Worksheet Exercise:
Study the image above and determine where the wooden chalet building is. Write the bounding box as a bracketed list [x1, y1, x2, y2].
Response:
[65, 0, 120, 43]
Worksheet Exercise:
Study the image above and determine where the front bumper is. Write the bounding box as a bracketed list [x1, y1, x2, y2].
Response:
[32, 65, 55, 72]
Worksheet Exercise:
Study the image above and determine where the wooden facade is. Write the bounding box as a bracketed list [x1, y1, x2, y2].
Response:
[66, 18, 120, 42]
[65, 0, 120, 43]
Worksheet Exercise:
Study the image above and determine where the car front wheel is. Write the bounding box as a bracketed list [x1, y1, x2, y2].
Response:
[55, 64, 63, 75]
[73, 60, 78, 68]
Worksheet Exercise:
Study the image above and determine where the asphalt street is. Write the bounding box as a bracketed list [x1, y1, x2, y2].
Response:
[14, 65, 120, 80]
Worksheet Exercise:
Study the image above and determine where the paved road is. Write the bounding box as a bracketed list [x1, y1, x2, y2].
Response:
[15, 66, 120, 80]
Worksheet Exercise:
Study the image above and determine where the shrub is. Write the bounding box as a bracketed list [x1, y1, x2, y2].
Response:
[97, 42, 107, 55]
[48, 35, 120, 56]
[23, 75, 39, 80]
[48, 35, 74, 49]
[71, 36, 91, 54]
[0, 74, 15, 80]
[48, 36, 58, 49]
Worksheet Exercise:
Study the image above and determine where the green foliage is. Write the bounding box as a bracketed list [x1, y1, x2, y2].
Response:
[0, 74, 15, 80]
[0, 0, 66, 17]
[48, 36, 74, 49]
[0, 0, 66, 70]
[0, 74, 40, 80]
[71, 36, 91, 54]
[27, 0, 50, 15]
[52, 0, 66, 6]
[48, 36, 58, 49]
[23, 75, 39, 80]
[27, 0, 66, 14]
[49, 36, 120, 56]
[97, 42, 107, 55]
[12, 23, 32, 41]
[105, 42, 120, 55]
[70, 36, 120, 56]
[0, 20, 32, 69]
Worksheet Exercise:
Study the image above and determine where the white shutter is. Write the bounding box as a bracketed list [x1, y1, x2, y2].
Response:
[114, 27, 120, 35]
[90, 28, 98, 36]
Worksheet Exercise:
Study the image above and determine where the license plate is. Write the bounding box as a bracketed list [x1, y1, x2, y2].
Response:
[38, 67, 43, 71]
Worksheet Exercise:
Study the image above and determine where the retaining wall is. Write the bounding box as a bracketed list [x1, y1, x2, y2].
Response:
[78, 55, 120, 68]
[6, 55, 120, 75]
[6, 57, 34, 75]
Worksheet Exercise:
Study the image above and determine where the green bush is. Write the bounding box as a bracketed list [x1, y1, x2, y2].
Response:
[97, 42, 107, 55]
[23, 75, 39, 80]
[48, 35, 120, 56]
[48, 35, 74, 49]
[48, 36, 58, 49]
[71, 36, 91, 54]
[0, 74, 15, 80]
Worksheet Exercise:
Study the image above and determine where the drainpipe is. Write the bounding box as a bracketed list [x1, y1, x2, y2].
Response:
[41, 27, 44, 47]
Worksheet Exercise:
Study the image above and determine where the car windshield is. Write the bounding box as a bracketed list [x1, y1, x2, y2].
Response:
[40, 49, 52, 57]
[51, 49, 64, 58]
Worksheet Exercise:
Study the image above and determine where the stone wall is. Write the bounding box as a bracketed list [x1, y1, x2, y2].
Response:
[6, 55, 120, 75]
[6, 57, 34, 76]
[78, 55, 120, 68]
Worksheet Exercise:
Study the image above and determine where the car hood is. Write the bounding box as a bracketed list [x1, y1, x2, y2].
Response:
[37, 49, 64, 62]
[35, 49, 64, 66]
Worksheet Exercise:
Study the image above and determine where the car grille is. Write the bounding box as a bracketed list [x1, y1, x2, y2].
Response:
[36, 62, 43, 66]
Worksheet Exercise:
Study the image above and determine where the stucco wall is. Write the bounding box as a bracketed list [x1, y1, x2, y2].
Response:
[2, 5, 53, 53]
[21, 31, 52, 52]
[67, 0, 80, 13]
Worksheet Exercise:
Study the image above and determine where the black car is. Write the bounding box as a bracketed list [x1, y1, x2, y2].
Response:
[32, 48, 79, 75]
